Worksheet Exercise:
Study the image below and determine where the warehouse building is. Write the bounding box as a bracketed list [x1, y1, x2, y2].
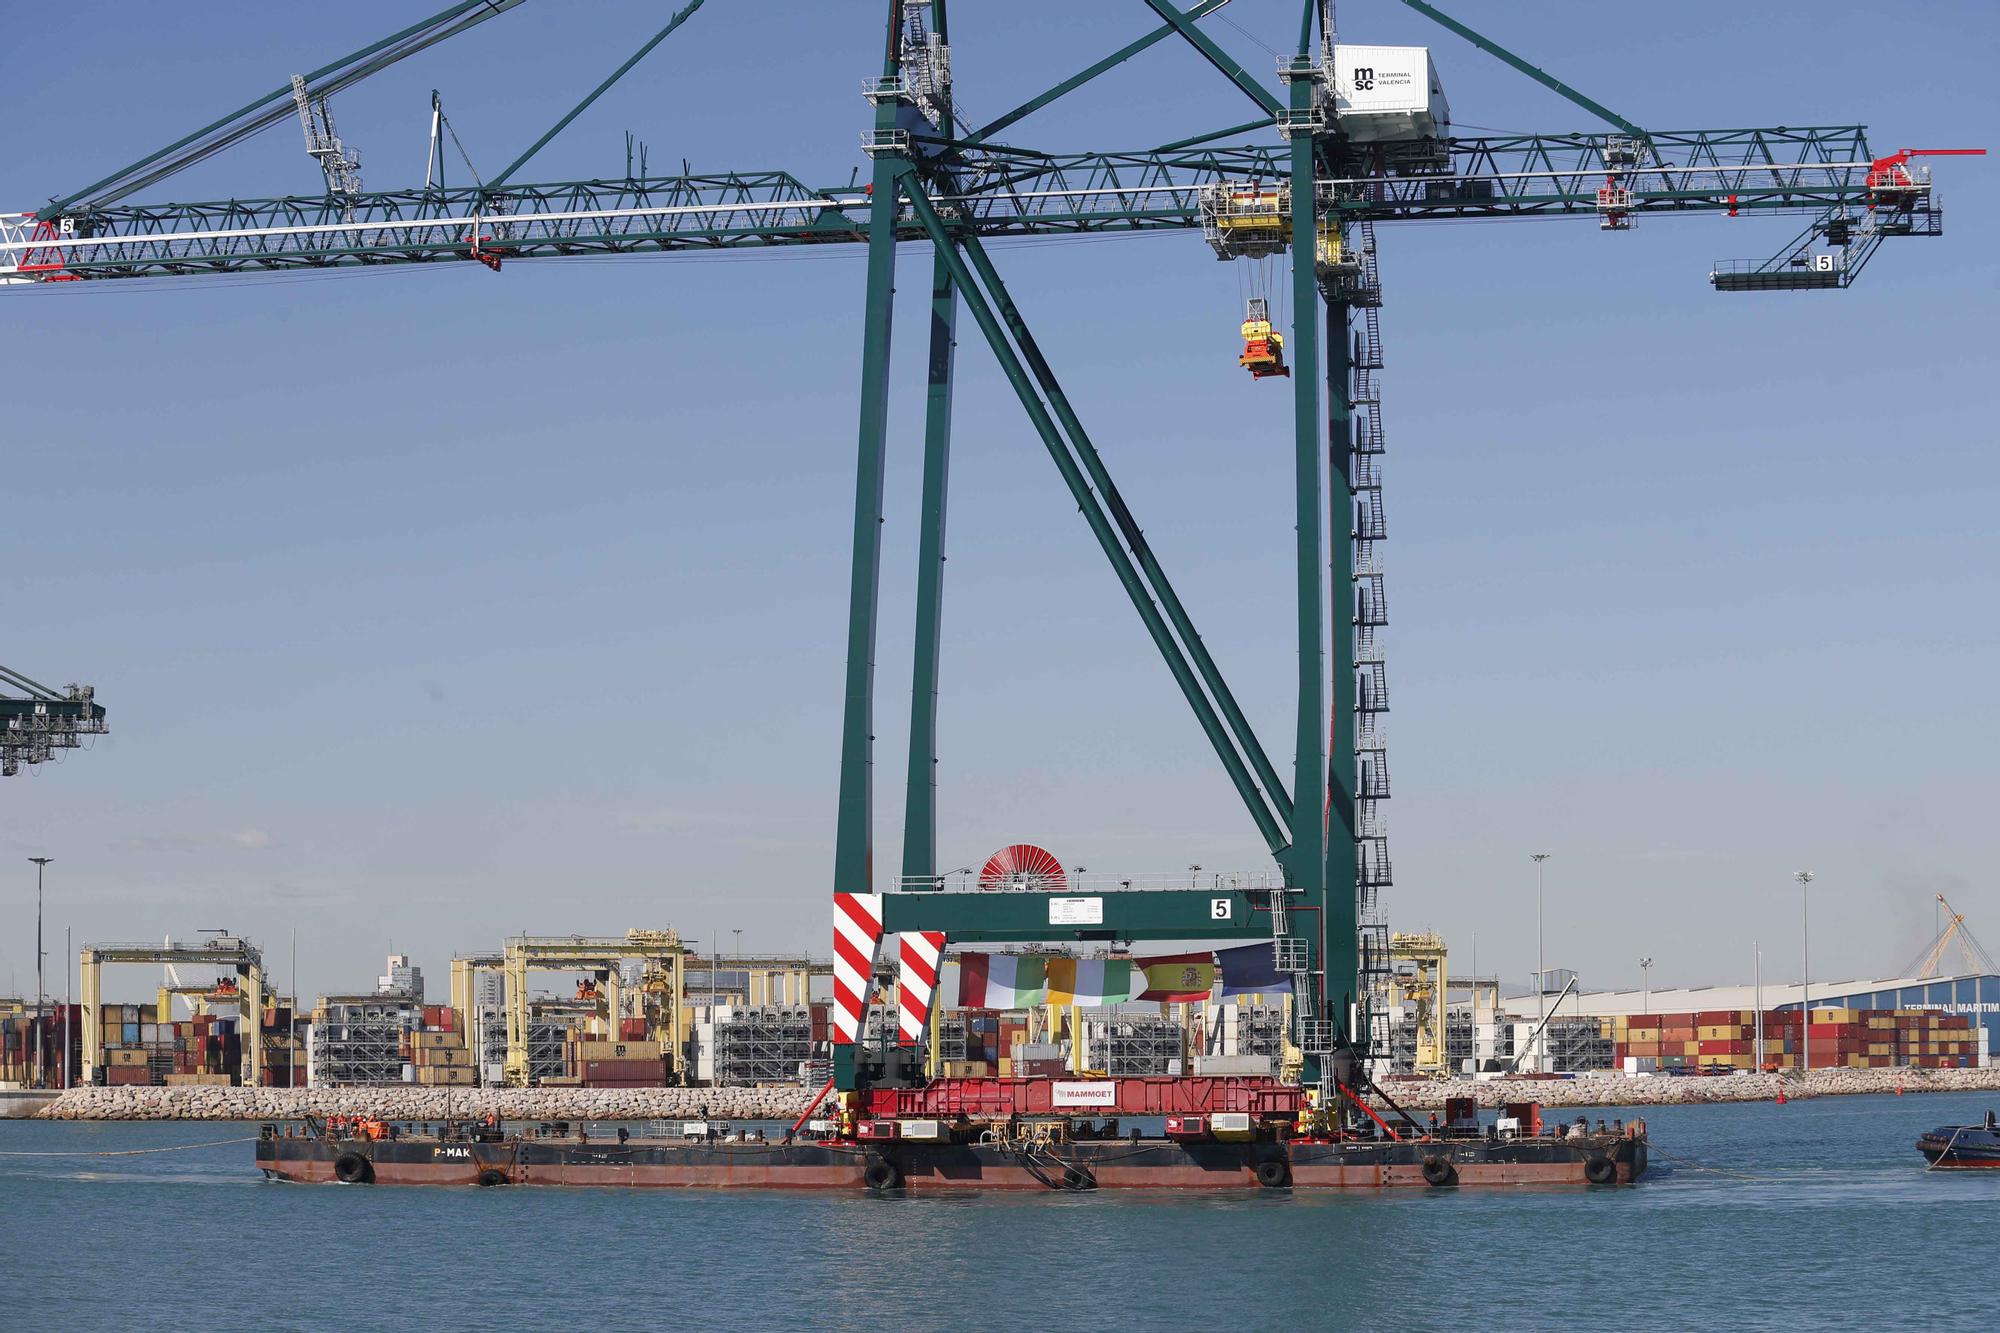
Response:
[1499, 972, 2000, 1057]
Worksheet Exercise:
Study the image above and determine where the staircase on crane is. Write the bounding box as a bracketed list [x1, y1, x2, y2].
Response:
[1347, 222, 1394, 940]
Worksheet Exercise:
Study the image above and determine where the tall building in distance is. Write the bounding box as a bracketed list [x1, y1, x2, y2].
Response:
[376, 954, 424, 999]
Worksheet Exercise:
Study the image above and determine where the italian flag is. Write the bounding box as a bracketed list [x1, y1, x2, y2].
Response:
[1046, 958, 1135, 1006]
[958, 953, 1047, 1009]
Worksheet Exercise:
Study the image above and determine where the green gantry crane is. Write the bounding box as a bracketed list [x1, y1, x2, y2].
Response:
[1, 665, 106, 777]
[3, 1, 1979, 1112]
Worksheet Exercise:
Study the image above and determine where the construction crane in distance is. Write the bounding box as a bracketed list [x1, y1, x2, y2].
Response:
[2, 1, 1983, 1125]
[1903, 895, 1999, 981]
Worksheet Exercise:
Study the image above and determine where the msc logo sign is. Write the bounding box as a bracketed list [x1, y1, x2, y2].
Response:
[1352, 67, 1376, 91]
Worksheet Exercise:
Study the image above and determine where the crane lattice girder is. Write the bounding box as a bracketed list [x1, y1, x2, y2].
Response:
[81, 940, 264, 968]
[4, 126, 1877, 281]
[878, 887, 1276, 944]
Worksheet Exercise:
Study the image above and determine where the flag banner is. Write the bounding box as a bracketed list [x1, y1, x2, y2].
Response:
[1134, 952, 1218, 1002]
[1045, 957, 1135, 1006]
[957, 953, 1047, 1009]
[1217, 942, 1289, 996]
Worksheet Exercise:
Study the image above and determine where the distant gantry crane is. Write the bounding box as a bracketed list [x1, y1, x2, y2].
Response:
[1, 1, 1983, 1124]
[1903, 895, 1999, 981]
[1, 664, 106, 776]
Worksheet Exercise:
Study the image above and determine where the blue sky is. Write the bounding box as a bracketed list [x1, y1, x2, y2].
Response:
[4, 1, 1996, 1005]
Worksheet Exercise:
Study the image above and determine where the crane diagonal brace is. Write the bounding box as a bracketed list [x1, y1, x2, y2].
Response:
[1399, 0, 1644, 139]
[48, 0, 533, 214]
[895, 170, 1292, 858]
[1141, 0, 1285, 119]
[969, 0, 1234, 144]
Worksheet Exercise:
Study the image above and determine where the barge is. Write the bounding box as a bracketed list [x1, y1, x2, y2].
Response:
[257, 1101, 1647, 1191]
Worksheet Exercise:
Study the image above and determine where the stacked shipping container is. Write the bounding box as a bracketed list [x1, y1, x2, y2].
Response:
[1610, 1007, 1979, 1071]
[403, 1006, 474, 1085]
[1, 1002, 81, 1086]
[566, 1035, 670, 1087]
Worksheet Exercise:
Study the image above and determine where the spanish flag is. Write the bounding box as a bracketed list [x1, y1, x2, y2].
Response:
[1134, 952, 1217, 1002]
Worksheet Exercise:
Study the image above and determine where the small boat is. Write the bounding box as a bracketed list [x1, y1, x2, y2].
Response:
[1916, 1110, 2000, 1168]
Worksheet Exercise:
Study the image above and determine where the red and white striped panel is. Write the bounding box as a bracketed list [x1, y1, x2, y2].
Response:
[897, 931, 946, 1044]
[831, 892, 884, 1045]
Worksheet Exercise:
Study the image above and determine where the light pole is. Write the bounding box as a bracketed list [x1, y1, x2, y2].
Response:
[1531, 853, 1551, 1071]
[29, 858, 52, 1088]
[1796, 870, 1815, 1073]
[1753, 940, 1764, 1072]
[1639, 957, 1653, 1014]
[732, 929, 743, 1005]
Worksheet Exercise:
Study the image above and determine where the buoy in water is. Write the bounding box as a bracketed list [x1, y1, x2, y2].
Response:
[1775, 1090, 1788, 1105]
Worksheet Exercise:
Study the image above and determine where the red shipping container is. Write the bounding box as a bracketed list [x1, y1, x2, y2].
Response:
[1698, 1040, 1753, 1055]
[619, 1018, 646, 1041]
[582, 1059, 668, 1080]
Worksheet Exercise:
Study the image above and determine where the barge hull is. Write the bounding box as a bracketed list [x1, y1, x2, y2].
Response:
[257, 1134, 1646, 1190]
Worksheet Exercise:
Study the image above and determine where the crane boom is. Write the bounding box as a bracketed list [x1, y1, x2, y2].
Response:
[5, 127, 1880, 283]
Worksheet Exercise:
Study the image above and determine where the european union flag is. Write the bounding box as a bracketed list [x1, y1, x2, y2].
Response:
[1217, 942, 1288, 996]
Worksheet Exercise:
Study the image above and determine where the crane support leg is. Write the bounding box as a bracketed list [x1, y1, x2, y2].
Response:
[1324, 293, 1360, 1058]
[1281, 69, 1329, 1085]
[1283, 93, 1327, 887]
[900, 251, 957, 888]
[832, 11, 907, 905]
[938, 221, 1291, 855]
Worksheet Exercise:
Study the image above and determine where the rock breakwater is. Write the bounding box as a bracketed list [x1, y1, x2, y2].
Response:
[29, 1064, 2000, 1121]
[34, 1085, 814, 1122]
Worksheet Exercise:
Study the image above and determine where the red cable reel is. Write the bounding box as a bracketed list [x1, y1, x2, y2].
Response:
[977, 843, 1067, 891]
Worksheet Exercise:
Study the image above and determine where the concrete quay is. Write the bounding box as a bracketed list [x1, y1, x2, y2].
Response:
[1, 1089, 61, 1119]
[1384, 1065, 2000, 1111]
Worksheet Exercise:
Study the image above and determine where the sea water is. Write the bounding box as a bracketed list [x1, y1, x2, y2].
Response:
[2, 1090, 1995, 1331]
